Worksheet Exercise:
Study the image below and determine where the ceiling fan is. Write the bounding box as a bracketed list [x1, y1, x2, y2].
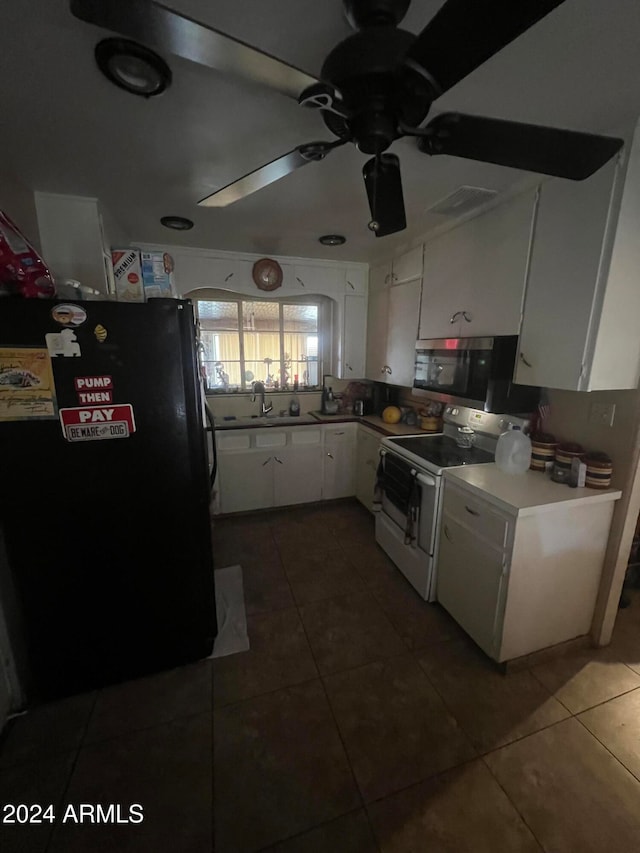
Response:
[71, 0, 623, 237]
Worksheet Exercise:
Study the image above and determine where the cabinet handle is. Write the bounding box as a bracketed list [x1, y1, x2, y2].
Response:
[519, 352, 533, 368]
[327, 452, 334, 459]
[462, 311, 472, 323]
[449, 311, 462, 324]
[334, 431, 345, 436]
[262, 457, 272, 466]
[381, 365, 392, 375]
[296, 276, 305, 287]
[465, 505, 480, 517]
[346, 363, 352, 371]
[224, 272, 234, 282]
[384, 273, 391, 284]
[274, 456, 283, 464]
[444, 524, 453, 543]
[347, 280, 355, 290]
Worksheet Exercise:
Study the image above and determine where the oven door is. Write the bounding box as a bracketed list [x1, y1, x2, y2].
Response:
[375, 450, 441, 600]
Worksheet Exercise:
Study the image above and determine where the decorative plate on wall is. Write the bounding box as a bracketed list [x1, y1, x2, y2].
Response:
[252, 258, 283, 292]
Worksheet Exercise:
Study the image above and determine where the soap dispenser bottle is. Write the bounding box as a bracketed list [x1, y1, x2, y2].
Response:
[289, 375, 300, 416]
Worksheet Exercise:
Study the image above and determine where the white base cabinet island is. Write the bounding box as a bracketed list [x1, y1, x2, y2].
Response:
[437, 466, 621, 663]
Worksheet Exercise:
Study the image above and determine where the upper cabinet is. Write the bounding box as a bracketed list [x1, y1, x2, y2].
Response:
[515, 128, 640, 391]
[419, 190, 537, 340]
[365, 250, 422, 385]
[292, 264, 344, 292]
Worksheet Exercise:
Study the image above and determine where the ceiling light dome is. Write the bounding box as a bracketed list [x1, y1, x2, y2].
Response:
[161, 216, 194, 231]
[319, 234, 346, 246]
[95, 38, 171, 98]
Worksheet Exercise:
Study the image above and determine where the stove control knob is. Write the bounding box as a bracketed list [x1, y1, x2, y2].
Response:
[451, 407, 459, 416]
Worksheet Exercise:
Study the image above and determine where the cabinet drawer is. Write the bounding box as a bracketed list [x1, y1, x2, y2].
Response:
[291, 428, 322, 445]
[255, 430, 287, 448]
[217, 431, 251, 451]
[324, 424, 356, 443]
[443, 483, 509, 549]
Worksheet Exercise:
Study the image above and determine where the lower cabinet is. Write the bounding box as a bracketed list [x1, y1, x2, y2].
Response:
[217, 449, 275, 514]
[437, 478, 617, 662]
[273, 444, 323, 506]
[323, 424, 357, 500]
[356, 426, 382, 512]
[216, 424, 358, 513]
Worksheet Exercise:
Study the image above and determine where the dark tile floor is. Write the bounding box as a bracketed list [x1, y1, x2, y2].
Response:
[3, 499, 640, 852]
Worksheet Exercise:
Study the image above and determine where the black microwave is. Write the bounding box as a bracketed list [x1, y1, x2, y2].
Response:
[413, 336, 540, 414]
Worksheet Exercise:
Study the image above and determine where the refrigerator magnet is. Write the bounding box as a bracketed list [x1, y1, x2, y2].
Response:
[0, 346, 58, 421]
[51, 304, 87, 327]
[45, 330, 81, 358]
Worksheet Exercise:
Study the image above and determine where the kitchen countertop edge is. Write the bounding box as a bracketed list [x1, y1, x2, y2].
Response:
[444, 464, 622, 517]
[214, 412, 428, 437]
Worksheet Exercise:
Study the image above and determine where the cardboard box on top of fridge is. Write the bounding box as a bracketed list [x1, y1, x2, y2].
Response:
[111, 249, 144, 302]
[141, 251, 176, 298]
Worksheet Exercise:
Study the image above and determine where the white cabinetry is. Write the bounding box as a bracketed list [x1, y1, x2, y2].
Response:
[390, 245, 423, 284]
[420, 190, 537, 339]
[217, 448, 275, 514]
[437, 474, 618, 662]
[293, 264, 344, 292]
[323, 423, 357, 500]
[516, 127, 640, 390]
[356, 425, 382, 512]
[384, 278, 421, 387]
[366, 254, 421, 387]
[365, 262, 390, 381]
[339, 295, 367, 379]
[274, 444, 323, 506]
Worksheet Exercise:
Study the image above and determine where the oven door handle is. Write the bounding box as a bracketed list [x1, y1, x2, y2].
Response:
[416, 472, 437, 488]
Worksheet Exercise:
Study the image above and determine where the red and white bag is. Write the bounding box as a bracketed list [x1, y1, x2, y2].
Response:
[0, 211, 56, 298]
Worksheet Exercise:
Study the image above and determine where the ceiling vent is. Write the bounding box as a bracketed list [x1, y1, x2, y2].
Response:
[427, 186, 498, 217]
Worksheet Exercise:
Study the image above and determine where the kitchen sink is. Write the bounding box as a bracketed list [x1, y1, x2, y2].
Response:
[217, 415, 316, 426]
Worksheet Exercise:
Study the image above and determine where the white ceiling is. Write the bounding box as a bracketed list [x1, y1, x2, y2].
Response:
[2, 0, 640, 262]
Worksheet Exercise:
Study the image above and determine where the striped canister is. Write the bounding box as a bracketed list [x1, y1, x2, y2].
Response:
[555, 443, 585, 472]
[530, 435, 558, 471]
[585, 453, 613, 489]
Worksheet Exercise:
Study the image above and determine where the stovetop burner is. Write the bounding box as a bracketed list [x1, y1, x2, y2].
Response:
[389, 435, 494, 469]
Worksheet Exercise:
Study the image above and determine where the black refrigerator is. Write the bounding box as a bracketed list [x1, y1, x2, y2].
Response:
[0, 297, 216, 703]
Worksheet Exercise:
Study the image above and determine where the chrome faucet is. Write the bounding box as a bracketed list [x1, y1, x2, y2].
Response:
[251, 381, 273, 416]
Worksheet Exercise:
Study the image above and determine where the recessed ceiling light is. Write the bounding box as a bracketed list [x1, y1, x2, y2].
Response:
[161, 216, 194, 231]
[95, 38, 171, 98]
[319, 234, 346, 246]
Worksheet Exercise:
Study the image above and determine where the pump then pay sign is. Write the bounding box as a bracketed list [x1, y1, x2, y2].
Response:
[59, 404, 136, 442]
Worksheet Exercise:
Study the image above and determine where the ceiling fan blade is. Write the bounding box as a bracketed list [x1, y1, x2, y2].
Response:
[198, 142, 341, 207]
[406, 0, 567, 96]
[362, 154, 407, 238]
[419, 113, 624, 180]
[70, 0, 320, 101]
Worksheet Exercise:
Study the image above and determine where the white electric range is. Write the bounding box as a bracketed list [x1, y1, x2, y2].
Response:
[375, 405, 529, 601]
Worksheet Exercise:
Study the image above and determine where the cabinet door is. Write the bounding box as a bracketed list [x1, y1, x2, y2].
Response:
[345, 267, 367, 295]
[366, 262, 391, 381]
[273, 445, 323, 506]
[206, 257, 253, 289]
[420, 228, 466, 339]
[293, 264, 344, 293]
[356, 428, 381, 511]
[341, 295, 366, 378]
[515, 159, 618, 390]
[385, 278, 421, 387]
[324, 433, 356, 499]
[392, 245, 423, 284]
[217, 450, 274, 513]
[437, 513, 506, 659]
[457, 191, 537, 337]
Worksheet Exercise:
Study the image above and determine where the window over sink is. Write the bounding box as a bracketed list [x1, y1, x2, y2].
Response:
[194, 296, 325, 392]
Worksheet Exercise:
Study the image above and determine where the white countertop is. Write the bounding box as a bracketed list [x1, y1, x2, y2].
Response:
[444, 464, 622, 517]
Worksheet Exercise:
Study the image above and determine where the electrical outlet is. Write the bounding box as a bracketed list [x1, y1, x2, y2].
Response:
[589, 402, 616, 427]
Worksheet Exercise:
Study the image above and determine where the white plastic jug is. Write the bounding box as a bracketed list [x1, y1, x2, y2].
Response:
[495, 426, 532, 475]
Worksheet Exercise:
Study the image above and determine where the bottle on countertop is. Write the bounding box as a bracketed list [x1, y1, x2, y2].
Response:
[495, 425, 532, 475]
[327, 387, 334, 401]
[289, 375, 300, 416]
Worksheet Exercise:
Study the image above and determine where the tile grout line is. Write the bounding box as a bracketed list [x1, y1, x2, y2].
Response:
[478, 752, 547, 853]
[574, 702, 640, 787]
[42, 689, 101, 853]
